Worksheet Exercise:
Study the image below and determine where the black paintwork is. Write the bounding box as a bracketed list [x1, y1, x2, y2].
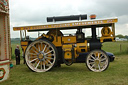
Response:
[47, 14, 87, 22]
[76, 52, 115, 63]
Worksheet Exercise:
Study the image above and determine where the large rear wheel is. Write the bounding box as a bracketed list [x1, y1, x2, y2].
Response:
[86, 50, 109, 72]
[25, 39, 58, 72]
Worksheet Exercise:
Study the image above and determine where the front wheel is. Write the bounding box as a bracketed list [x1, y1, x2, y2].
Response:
[25, 39, 58, 72]
[86, 50, 110, 72]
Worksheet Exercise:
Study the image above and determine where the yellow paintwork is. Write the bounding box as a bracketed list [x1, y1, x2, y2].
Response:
[52, 36, 77, 46]
[22, 46, 27, 53]
[36, 34, 52, 40]
[100, 26, 115, 42]
[62, 44, 72, 51]
[35, 34, 62, 47]
[21, 41, 28, 52]
[74, 47, 79, 58]
[100, 37, 115, 43]
[64, 52, 72, 59]
[21, 35, 87, 60]
[21, 41, 28, 46]
[35, 34, 77, 47]
[52, 36, 62, 47]
[47, 29, 63, 36]
[101, 27, 113, 37]
[13, 18, 118, 31]
[62, 36, 76, 44]
[76, 40, 88, 53]
[62, 44, 73, 59]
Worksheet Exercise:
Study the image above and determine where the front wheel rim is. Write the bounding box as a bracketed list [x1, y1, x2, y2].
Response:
[25, 40, 56, 72]
[86, 50, 109, 72]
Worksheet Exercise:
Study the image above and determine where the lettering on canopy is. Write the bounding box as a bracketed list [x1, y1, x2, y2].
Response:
[13, 18, 118, 31]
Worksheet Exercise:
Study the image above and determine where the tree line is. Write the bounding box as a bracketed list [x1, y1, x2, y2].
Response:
[116, 34, 128, 39]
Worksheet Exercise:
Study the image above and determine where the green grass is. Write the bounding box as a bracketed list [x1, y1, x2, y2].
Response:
[1, 55, 128, 85]
[102, 41, 128, 55]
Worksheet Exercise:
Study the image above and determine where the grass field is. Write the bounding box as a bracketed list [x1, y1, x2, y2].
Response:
[102, 41, 128, 55]
[2, 55, 128, 85]
[1, 41, 128, 85]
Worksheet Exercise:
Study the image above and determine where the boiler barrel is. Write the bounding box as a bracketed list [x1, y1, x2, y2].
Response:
[47, 14, 87, 22]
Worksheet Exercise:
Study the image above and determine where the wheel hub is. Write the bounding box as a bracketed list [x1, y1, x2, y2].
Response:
[37, 51, 45, 61]
[94, 59, 100, 65]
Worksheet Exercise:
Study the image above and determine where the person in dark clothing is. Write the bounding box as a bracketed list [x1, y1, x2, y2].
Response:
[15, 45, 20, 65]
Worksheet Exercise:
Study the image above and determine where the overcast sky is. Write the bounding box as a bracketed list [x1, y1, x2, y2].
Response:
[9, 0, 128, 38]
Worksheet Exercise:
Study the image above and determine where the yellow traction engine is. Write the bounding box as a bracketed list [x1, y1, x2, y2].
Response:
[13, 14, 118, 72]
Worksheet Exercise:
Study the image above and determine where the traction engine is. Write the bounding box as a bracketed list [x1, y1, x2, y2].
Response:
[13, 14, 118, 72]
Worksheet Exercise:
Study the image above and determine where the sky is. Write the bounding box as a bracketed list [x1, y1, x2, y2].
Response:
[9, 0, 128, 38]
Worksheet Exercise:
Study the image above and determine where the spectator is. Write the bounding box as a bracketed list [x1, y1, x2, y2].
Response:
[15, 45, 20, 65]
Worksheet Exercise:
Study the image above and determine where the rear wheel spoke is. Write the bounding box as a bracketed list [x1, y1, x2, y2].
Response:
[30, 58, 38, 63]
[28, 53, 37, 56]
[31, 48, 38, 54]
[42, 45, 47, 53]
[45, 46, 50, 52]
[35, 61, 40, 69]
[29, 56, 37, 59]
[45, 50, 53, 55]
[33, 45, 39, 52]
[34, 60, 39, 66]
[43, 62, 46, 70]
[38, 43, 40, 51]
[46, 59, 52, 65]
[41, 62, 43, 70]
[47, 54, 55, 57]
[45, 57, 54, 60]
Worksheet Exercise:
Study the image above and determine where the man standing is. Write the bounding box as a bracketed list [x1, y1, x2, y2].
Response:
[15, 45, 20, 65]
